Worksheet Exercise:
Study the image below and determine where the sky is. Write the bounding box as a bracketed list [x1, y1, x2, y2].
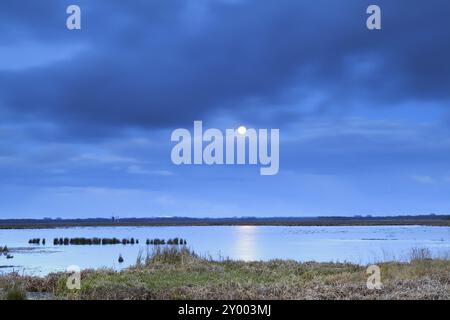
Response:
[1, 0, 450, 218]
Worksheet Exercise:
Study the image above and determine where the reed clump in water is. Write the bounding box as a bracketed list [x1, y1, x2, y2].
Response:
[44, 237, 186, 246]
[146, 238, 187, 245]
[1, 246, 13, 259]
[52, 237, 131, 246]
[28, 238, 44, 245]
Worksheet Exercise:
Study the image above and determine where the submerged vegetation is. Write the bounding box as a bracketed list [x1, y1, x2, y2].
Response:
[2, 246, 450, 300]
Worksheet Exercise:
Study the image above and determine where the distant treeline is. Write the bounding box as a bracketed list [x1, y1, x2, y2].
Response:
[3, 214, 450, 229]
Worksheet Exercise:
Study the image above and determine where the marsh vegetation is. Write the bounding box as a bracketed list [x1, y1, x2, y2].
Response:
[2, 246, 450, 300]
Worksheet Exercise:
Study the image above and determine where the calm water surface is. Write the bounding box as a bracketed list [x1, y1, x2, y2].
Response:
[1, 226, 450, 276]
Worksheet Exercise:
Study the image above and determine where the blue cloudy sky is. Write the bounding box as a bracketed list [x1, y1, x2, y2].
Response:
[1, 0, 450, 218]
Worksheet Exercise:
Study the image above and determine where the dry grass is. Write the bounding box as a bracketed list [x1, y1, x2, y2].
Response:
[1, 247, 450, 300]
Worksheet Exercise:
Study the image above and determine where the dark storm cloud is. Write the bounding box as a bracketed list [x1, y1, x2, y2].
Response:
[1, 0, 450, 141]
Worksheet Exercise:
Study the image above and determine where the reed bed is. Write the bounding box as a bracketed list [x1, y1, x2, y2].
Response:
[46, 237, 186, 246]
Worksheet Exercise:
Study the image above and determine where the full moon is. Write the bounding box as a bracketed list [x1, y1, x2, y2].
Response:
[238, 126, 247, 135]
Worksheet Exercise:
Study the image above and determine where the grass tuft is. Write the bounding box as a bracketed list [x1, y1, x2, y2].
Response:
[410, 247, 432, 261]
[144, 246, 197, 265]
[2, 285, 27, 300]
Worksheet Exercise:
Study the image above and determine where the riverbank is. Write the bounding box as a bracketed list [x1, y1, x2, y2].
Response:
[1, 247, 449, 300]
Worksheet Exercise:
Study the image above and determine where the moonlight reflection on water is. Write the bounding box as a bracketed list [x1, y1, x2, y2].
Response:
[1, 225, 450, 276]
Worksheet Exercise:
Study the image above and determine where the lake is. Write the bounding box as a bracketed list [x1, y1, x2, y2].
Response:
[1, 225, 450, 276]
